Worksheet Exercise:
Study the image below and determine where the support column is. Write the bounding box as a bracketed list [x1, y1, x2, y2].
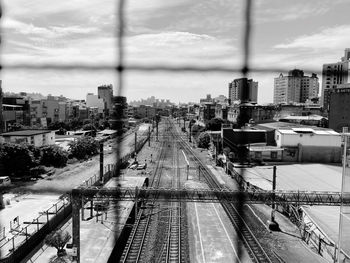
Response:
[90, 199, 93, 218]
[134, 132, 137, 153]
[268, 166, 279, 231]
[99, 142, 104, 184]
[72, 189, 81, 263]
[81, 197, 85, 221]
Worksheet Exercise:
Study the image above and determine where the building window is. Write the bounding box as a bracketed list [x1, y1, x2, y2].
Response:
[271, 151, 277, 159]
[42, 134, 46, 144]
[30, 136, 34, 144]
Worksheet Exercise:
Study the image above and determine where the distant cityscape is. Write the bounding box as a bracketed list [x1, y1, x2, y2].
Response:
[0, 48, 350, 135]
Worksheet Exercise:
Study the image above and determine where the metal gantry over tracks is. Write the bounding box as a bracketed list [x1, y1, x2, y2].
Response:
[71, 186, 350, 262]
[72, 186, 350, 206]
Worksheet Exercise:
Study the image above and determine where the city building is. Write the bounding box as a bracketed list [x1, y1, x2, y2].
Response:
[322, 49, 350, 112]
[275, 127, 341, 163]
[227, 104, 276, 124]
[214, 95, 228, 104]
[274, 104, 323, 120]
[134, 105, 156, 119]
[199, 103, 216, 122]
[86, 93, 104, 116]
[278, 115, 328, 128]
[0, 130, 55, 147]
[2, 104, 25, 131]
[0, 80, 3, 133]
[215, 104, 228, 120]
[110, 96, 128, 130]
[199, 94, 213, 104]
[328, 85, 350, 131]
[228, 78, 258, 103]
[98, 84, 113, 116]
[274, 69, 319, 104]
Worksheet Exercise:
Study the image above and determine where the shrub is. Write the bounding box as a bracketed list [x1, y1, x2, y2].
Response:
[197, 132, 210, 149]
[0, 143, 36, 177]
[44, 230, 71, 256]
[40, 145, 68, 168]
[68, 136, 99, 160]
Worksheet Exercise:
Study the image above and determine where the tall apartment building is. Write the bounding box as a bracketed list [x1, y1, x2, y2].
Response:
[273, 69, 319, 104]
[228, 78, 258, 104]
[321, 49, 350, 112]
[98, 84, 113, 115]
[328, 85, 350, 131]
[0, 80, 3, 133]
[86, 93, 105, 115]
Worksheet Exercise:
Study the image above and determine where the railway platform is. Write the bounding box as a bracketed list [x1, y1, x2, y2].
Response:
[189, 147, 328, 262]
[25, 176, 146, 263]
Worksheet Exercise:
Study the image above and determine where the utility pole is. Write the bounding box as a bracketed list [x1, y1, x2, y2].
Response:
[268, 166, 279, 231]
[189, 123, 192, 142]
[156, 114, 159, 142]
[134, 132, 137, 153]
[148, 126, 151, 146]
[99, 142, 104, 184]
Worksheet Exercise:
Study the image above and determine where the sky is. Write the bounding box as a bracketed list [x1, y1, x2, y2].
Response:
[1, 0, 350, 104]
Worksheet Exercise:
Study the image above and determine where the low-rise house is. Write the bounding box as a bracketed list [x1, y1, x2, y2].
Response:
[275, 127, 341, 162]
[0, 130, 55, 147]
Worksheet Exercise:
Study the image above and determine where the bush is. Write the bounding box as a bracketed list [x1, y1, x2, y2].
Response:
[0, 143, 36, 177]
[206, 118, 224, 131]
[69, 136, 99, 160]
[197, 132, 210, 149]
[44, 230, 71, 256]
[40, 145, 68, 168]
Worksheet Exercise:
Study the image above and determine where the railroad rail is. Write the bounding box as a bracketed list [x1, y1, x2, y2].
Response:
[120, 137, 168, 262]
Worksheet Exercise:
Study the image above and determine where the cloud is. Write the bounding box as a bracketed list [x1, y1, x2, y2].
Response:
[256, 1, 329, 23]
[3, 18, 99, 38]
[274, 25, 350, 51]
[125, 31, 238, 66]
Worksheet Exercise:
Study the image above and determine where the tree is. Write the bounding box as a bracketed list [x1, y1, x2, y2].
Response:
[206, 118, 224, 131]
[0, 143, 36, 177]
[68, 136, 99, 160]
[40, 145, 68, 168]
[44, 230, 71, 257]
[197, 132, 210, 149]
[82, 124, 96, 131]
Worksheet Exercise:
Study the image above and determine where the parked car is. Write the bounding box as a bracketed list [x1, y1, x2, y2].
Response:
[136, 163, 147, 170]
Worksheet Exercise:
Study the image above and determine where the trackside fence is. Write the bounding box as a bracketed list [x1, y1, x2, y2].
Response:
[226, 161, 346, 262]
[0, 132, 152, 263]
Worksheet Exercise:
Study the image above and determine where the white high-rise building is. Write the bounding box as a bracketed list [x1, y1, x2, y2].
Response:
[273, 69, 319, 104]
[86, 93, 105, 114]
[228, 78, 258, 103]
[97, 84, 113, 115]
[321, 49, 350, 112]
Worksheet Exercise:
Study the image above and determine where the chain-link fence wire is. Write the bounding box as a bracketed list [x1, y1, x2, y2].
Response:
[0, 0, 275, 262]
[0, 0, 348, 262]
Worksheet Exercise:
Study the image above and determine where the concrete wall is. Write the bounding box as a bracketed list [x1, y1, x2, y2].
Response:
[301, 146, 341, 163]
[280, 145, 341, 163]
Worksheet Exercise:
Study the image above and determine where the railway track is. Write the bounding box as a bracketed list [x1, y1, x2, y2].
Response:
[169, 118, 273, 263]
[224, 204, 272, 263]
[121, 120, 189, 263]
[157, 138, 182, 263]
[120, 212, 152, 263]
[120, 137, 167, 263]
